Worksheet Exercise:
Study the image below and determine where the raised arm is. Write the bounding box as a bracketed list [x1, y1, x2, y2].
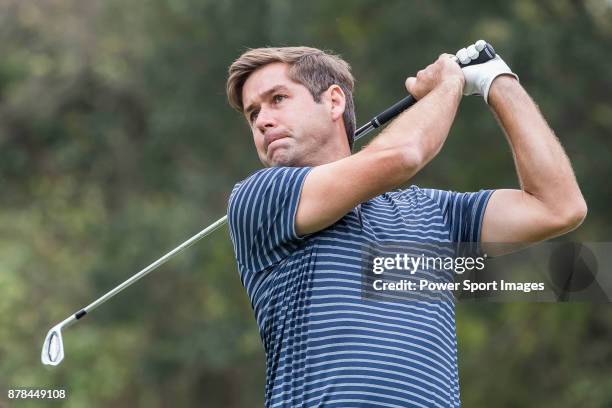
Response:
[296, 55, 464, 235]
[480, 76, 587, 255]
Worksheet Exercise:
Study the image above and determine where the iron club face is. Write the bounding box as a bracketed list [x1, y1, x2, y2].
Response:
[41, 325, 64, 366]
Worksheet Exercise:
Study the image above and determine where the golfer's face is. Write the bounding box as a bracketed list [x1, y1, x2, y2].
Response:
[242, 62, 333, 167]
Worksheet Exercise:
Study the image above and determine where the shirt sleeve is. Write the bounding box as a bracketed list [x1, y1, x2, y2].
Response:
[420, 188, 495, 254]
[227, 166, 312, 274]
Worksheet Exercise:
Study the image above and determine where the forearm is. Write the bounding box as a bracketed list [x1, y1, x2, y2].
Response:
[365, 78, 463, 178]
[488, 76, 586, 215]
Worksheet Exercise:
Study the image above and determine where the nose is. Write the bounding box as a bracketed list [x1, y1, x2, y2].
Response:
[255, 106, 276, 134]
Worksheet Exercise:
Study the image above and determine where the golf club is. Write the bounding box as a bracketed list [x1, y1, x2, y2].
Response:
[41, 40, 496, 366]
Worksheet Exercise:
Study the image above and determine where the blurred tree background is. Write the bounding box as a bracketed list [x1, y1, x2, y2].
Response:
[0, 0, 611, 406]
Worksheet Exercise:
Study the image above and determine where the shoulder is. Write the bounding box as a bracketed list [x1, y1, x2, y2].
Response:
[227, 167, 313, 228]
[229, 167, 311, 202]
[230, 167, 282, 195]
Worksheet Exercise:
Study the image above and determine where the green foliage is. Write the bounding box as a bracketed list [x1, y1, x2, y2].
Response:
[1, 0, 610, 406]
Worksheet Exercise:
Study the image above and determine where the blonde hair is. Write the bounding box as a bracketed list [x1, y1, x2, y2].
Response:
[227, 46, 356, 148]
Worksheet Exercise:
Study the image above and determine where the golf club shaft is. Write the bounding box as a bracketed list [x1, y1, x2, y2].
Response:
[66, 43, 497, 323]
[74, 215, 228, 320]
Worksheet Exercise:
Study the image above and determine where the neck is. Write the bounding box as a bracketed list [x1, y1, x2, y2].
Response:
[309, 138, 351, 166]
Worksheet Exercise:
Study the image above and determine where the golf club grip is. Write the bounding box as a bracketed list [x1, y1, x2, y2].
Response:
[371, 42, 497, 128]
[456, 42, 496, 68]
[373, 95, 417, 127]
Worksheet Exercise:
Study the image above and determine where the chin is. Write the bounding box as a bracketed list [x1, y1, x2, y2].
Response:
[266, 149, 301, 167]
[269, 156, 298, 167]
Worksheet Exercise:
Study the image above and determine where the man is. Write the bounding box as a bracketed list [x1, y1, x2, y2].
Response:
[225, 44, 586, 407]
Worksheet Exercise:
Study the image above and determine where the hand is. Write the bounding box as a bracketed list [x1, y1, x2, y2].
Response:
[405, 54, 464, 100]
[457, 41, 519, 103]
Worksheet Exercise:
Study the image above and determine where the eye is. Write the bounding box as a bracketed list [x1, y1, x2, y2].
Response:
[272, 94, 287, 104]
[249, 109, 259, 123]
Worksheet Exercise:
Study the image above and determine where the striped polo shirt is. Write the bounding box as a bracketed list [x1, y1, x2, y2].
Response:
[228, 166, 494, 407]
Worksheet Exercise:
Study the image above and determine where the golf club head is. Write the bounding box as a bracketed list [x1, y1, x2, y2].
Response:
[41, 325, 64, 366]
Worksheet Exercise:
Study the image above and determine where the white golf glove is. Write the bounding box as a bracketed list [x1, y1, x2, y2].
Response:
[456, 41, 519, 104]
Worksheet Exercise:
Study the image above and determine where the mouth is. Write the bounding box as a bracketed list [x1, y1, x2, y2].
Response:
[264, 133, 289, 153]
[266, 137, 289, 156]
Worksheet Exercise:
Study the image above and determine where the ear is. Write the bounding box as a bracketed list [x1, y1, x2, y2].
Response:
[324, 85, 346, 122]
